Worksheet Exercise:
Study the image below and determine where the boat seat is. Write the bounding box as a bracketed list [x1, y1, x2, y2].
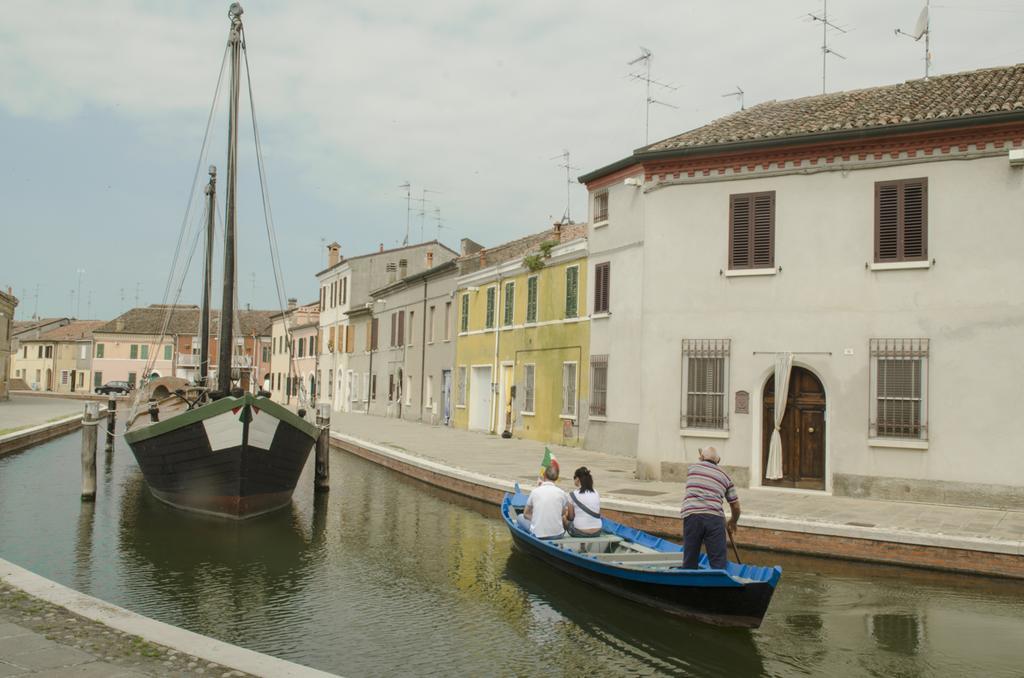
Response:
[590, 551, 684, 563]
[550, 535, 623, 553]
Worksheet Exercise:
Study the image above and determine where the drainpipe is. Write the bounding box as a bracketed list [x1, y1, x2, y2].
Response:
[419, 277, 428, 421]
[491, 274, 502, 434]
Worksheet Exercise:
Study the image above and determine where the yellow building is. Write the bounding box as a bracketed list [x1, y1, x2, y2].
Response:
[452, 224, 589, 446]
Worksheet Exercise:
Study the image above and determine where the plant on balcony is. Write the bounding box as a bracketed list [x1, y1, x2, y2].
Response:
[523, 254, 545, 272]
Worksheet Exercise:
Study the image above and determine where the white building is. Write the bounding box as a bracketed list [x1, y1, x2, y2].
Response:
[579, 64, 1024, 509]
[315, 240, 458, 413]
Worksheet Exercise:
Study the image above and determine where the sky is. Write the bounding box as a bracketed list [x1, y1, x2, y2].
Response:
[2, 0, 1022, 321]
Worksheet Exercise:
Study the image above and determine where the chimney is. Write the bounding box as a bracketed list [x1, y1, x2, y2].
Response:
[379, 243, 384, 253]
[425, 250, 433, 268]
[399, 259, 408, 279]
[386, 262, 397, 283]
[553, 222, 563, 235]
[115, 319, 125, 332]
[460, 237, 483, 256]
[326, 242, 341, 268]
[287, 298, 298, 310]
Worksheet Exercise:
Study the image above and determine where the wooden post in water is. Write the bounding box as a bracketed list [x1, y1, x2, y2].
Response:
[81, 402, 99, 501]
[105, 398, 116, 451]
[315, 403, 330, 493]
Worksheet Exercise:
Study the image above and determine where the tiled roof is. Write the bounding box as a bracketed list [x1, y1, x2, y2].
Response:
[647, 64, 1024, 152]
[35, 320, 106, 342]
[94, 305, 275, 337]
[12, 318, 69, 338]
[457, 223, 587, 275]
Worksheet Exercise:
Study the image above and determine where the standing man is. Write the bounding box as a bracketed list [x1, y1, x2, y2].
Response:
[681, 446, 741, 570]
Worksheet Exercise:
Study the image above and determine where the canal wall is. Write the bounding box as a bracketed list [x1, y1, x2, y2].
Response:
[0, 414, 91, 457]
[330, 431, 1024, 580]
[0, 558, 338, 678]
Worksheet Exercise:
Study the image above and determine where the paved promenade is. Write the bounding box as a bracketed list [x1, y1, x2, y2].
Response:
[328, 412, 1024, 573]
[0, 395, 86, 434]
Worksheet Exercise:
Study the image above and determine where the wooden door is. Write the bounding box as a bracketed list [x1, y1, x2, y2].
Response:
[762, 366, 826, 490]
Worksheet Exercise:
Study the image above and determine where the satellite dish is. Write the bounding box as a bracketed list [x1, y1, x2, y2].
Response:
[912, 5, 929, 41]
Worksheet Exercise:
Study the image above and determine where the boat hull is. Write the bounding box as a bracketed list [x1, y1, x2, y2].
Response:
[125, 394, 319, 520]
[508, 529, 774, 628]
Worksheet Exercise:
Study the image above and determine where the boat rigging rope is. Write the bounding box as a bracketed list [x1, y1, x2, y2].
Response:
[241, 29, 312, 409]
[128, 42, 230, 421]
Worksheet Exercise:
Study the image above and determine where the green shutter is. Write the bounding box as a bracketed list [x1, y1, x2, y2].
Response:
[95, 343, 104, 358]
[130, 344, 138, 359]
[565, 267, 579, 318]
[140, 345, 149, 360]
[503, 282, 515, 326]
[485, 287, 495, 328]
[163, 345, 172, 360]
[460, 294, 469, 332]
[526, 277, 538, 323]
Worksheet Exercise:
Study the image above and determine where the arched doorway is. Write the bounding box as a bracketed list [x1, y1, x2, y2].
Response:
[762, 366, 826, 490]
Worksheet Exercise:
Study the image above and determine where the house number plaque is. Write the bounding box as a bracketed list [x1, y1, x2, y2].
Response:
[735, 390, 749, 414]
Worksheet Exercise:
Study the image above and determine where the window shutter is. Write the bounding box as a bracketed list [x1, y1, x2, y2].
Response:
[594, 262, 610, 313]
[752, 193, 774, 268]
[729, 195, 751, 269]
[902, 180, 927, 260]
[398, 311, 405, 345]
[876, 182, 900, 261]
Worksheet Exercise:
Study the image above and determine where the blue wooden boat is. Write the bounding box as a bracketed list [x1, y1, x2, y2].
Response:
[502, 485, 782, 628]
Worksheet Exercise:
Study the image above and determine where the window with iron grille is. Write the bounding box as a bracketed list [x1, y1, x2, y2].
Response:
[503, 281, 515, 326]
[522, 364, 535, 413]
[460, 294, 469, 333]
[562, 362, 577, 417]
[565, 266, 579, 318]
[729, 192, 775, 270]
[485, 286, 496, 328]
[594, 192, 609, 223]
[590, 355, 608, 416]
[875, 179, 927, 263]
[457, 366, 467, 407]
[870, 338, 929, 439]
[593, 262, 610, 314]
[680, 339, 730, 430]
[526, 276, 538, 323]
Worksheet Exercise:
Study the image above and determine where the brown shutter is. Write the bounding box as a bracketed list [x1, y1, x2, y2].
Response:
[876, 181, 900, 261]
[902, 179, 927, 260]
[729, 192, 774, 269]
[398, 310, 405, 345]
[752, 192, 774, 268]
[347, 325, 355, 353]
[875, 178, 927, 262]
[729, 194, 751, 269]
[594, 262, 610, 313]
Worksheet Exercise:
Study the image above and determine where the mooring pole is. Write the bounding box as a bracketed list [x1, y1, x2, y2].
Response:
[81, 402, 99, 501]
[315, 403, 330, 493]
[105, 398, 116, 451]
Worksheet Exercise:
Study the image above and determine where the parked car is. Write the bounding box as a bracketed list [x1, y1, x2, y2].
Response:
[95, 381, 134, 395]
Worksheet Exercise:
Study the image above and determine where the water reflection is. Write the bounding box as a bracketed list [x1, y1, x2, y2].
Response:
[73, 501, 95, 592]
[504, 549, 765, 677]
[867, 613, 924, 655]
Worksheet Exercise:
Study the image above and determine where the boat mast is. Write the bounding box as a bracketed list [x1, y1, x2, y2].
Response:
[200, 166, 216, 386]
[218, 3, 244, 393]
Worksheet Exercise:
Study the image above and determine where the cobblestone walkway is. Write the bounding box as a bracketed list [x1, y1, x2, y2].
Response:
[0, 582, 253, 678]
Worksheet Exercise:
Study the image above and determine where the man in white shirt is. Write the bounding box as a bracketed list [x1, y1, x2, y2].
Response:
[516, 462, 568, 539]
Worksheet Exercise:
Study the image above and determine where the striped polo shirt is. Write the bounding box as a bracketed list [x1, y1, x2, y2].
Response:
[681, 460, 739, 519]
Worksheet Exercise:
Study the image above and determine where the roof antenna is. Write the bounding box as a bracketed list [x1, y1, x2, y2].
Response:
[433, 206, 446, 243]
[627, 48, 679, 145]
[399, 181, 412, 245]
[807, 0, 847, 94]
[895, 0, 931, 79]
[721, 86, 745, 111]
[414, 188, 441, 242]
[550, 150, 580, 224]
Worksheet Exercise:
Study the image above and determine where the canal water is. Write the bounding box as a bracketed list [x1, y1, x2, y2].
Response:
[1, 434, 1022, 677]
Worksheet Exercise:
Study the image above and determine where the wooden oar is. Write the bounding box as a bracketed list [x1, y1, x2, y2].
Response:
[727, 527, 743, 564]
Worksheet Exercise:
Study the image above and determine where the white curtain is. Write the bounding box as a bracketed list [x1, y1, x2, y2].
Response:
[765, 352, 794, 480]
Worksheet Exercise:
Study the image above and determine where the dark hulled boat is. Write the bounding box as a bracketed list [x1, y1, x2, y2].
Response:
[502, 486, 782, 628]
[124, 3, 318, 519]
